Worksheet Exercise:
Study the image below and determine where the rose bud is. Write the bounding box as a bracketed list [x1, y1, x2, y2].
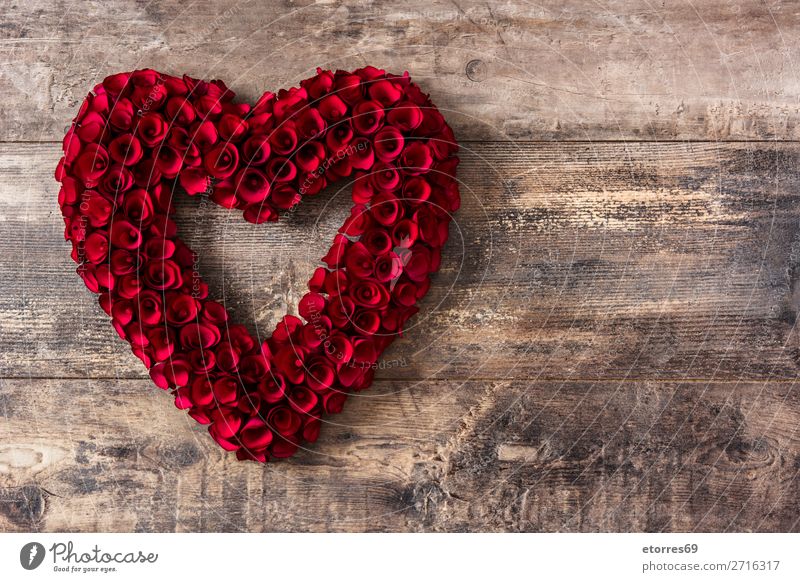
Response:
[344, 242, 375, 278]
[111, 299, 134, 327]
[369, 79, 403, 106]
[102, 72, 130, 96]
[136, 290, 163, 325]
[373, 126, 404, 162]
[209, 408, 243, 444]
[402, 176, 431, 202]
[270, 185, 301, 210]
[306, 358, 336, 392]
[302, 417, 321, 443]
[295, 141, 325, 173]
[165, 293, 199, 324]
[218, 113, 248, 142]
[351, 280, 390, 308]
[354, 309, 382, 335]
[400, 142, 433, 175]
[242, 134, 271, 165]
[272, 86, 308, 119]
[191, 119, 219, 149]
[203, 142, 239, 179]
[179, 167, 211, 196]
[288, 386, 318, 414]
[108, 134, 143, 166]
[296, 108, 326, 140]
[418, 107, 446, 136]
[349, 138, 374, 170]
[361, 228, 393, 256]
[326, 295, 354, 329]
[239, 353, 270, 383]
[109, 219, 142, 249]
[325, 121, 353, 151]
[334, 73, 363, 104]
[274, 346, 306, 385]
[165, 96, 196, 126]
[195, 95, 224, 118]
[374, 252, 403, 283]
[269, 123, 298, 155]
[323, 391, 347, 414]
[74, 143, 110, 184]
[182, 322, 222, 351]
[352, 100, 385, 135]
[370, 192, 400, 226]
[298, 292, 326, 320]
[370, 163, 400, 191]
[212, 377, 240, 405]
[266, 406, 302, 437]
[116, 273, 143, 298]
[234, 168, 270, 204]
[107, 98, 135, 131]
[391, 219, 419, 247]
[351, 173, 375, 204]
[321, 234, 350, 268]
[143, 258, 183, 290]
[135, 112, 168, 147]
[387, 100, 423, 131]
[215, 341, 241, 373]
[258, 374, 287, 404]
[110, 249, 138, 275]
[84, 231, 109, 263]
[318, 94, 348, 122]
[131, 157, 162, 188]
[154, 145, 183, 178]
[239, 418, 274, 451]
[243, 203, 278, 225]
[302, 68, 334, 99]
[189, 377, 214, 407]
[266, 157, 297, 183]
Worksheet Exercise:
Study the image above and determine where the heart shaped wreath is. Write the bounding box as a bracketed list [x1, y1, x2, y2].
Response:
[55, 67, 460, 462]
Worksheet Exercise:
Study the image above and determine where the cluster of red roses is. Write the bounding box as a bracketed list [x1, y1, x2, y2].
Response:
[55, 66, 460, 461]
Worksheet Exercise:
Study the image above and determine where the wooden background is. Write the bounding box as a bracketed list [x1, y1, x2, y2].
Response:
[1, 0, 799, 532]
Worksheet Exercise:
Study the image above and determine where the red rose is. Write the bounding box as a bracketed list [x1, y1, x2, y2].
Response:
[350, 279, 390, 308]
[136, 113, 168, 147]
[234, 168, 270, 204]
[352, 100, 384, 135]
[400, 142, 433, 175]
[203, 142, 239, 179]
[267, 406, 302, 437]
[373, 126, 404, 162]
[143, 258, 182, 290]
[74, 144, 110, 183]
[108, 134, 143, 165]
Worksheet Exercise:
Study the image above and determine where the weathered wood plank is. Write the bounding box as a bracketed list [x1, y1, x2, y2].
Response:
[0, 378, 796, 532]
[2, 0, 800, 141]
[3, 142, 800, 380]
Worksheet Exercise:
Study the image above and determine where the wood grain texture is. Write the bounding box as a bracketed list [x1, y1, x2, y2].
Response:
[1, 0, 799, 532]
[1, 0, 800, 141]
[0, 378, 797, 532]
[3, 142, 800, 381]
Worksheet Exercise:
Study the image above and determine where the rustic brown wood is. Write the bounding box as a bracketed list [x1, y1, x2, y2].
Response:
[1, 0, 799, 532]
[2, 0, 800, 141]
[0, 378, 797, 532]
[3, 142, 800, 381]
